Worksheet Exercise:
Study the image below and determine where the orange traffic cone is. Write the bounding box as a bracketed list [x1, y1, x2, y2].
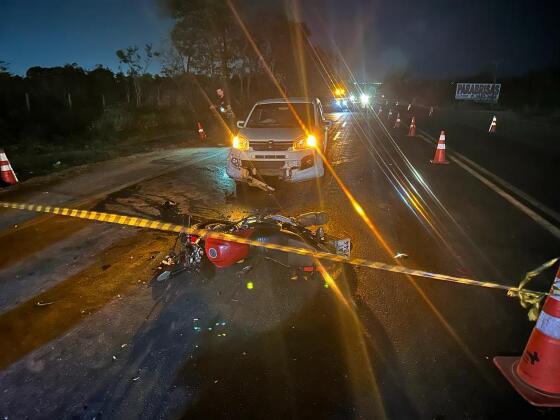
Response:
[394, 113, 401, 128]
[429, 106, 434, 117]
[197, 122, 207, 141]
[430, 131, 449, 164]
[0, 149, 18, 185]
[488, 115, 497, 133]
[407, 117, 416, 137]
[494, 266, 560, 407]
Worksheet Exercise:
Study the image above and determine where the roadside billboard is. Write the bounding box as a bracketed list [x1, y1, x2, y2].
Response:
[455, 83, 501, 103]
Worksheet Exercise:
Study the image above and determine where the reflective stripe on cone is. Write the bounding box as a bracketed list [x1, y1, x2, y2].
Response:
[430, 131, 449, 164]
[494, 267, 560, 407]
[0, 149, 18, 185]
[197, 122, 207, 141]
[489, 116, 497, 133]
[394, 113, 401, 129]
[407, 117, 416, 137]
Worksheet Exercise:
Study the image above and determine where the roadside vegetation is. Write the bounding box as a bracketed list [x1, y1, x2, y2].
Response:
[0, 0, 332, 179]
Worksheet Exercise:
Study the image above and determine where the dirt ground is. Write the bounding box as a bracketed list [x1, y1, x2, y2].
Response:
[2, 123, 226, 184]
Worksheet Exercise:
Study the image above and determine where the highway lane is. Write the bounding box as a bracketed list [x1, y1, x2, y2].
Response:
[412, 105, 560, 224]
[0, 110, 559, 418]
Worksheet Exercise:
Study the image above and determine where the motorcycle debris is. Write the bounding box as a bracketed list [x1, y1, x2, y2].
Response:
[393, 252, 409, 259]
[161, 255, 175, 266]
[236, 265, 253, 278]
[156, 271, 172, 282]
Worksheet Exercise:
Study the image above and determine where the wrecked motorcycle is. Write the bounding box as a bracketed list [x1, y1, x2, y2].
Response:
[154, 212, 351, 282]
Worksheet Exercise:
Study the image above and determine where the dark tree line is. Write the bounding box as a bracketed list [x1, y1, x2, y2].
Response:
[162, 0, 333, 102]
[1, 0, 335, 147]
[0, 63, 208, 145]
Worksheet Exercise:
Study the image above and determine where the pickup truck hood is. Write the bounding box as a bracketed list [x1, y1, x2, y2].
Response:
[238, 127, 305, 141]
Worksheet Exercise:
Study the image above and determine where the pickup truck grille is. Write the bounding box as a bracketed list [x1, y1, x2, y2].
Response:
[249, 141, 293, 151]
[242, 160, 284, 170]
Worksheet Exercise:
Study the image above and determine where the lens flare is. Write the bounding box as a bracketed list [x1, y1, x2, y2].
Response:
[306, 134, 317, 147]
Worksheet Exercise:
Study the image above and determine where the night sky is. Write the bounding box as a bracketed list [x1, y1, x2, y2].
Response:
[1, 0, 559, 79]
[1, 0, 173, 75]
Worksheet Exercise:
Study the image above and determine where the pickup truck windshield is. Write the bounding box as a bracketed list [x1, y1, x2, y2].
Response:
[246, 103, 315, 129]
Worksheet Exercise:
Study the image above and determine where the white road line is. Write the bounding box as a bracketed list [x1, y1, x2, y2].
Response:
[418, 129, 560, 224]
[342, 121, 347, 128]
[417, 131, 560, 240]
[454, 152, 560, 224]
[334, 131, 341, 140]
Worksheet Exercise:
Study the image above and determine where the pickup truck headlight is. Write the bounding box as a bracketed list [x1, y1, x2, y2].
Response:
[293, 134, 317, 150]
[232, 135, 249, 151]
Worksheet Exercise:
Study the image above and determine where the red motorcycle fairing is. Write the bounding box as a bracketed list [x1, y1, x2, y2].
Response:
[205, 229, 253, 268]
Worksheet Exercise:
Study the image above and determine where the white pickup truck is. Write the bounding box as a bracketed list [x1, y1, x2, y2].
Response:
[226, 97, 332, 191]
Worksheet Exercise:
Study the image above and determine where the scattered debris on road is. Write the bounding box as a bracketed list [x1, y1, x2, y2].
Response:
[393, 252, 409, 259]
[35, 301, 55, 307]
[236, 265, 253, 278]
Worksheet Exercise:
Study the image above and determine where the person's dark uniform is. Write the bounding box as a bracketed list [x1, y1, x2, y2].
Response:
[211, 88, 235, 132]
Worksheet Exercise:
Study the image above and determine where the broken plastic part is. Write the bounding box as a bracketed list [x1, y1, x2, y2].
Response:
[156, 271, 172, 282]
[296, 212, 329, 227]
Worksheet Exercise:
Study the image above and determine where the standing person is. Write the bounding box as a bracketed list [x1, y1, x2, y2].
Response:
[210, 88, 235, 132]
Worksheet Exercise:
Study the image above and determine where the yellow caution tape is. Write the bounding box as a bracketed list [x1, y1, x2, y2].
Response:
[0, 201, 553, 300]
[507, 257, 559, 320]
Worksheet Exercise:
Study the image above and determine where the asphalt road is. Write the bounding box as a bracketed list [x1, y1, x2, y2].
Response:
[0, 108, 559, 419]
